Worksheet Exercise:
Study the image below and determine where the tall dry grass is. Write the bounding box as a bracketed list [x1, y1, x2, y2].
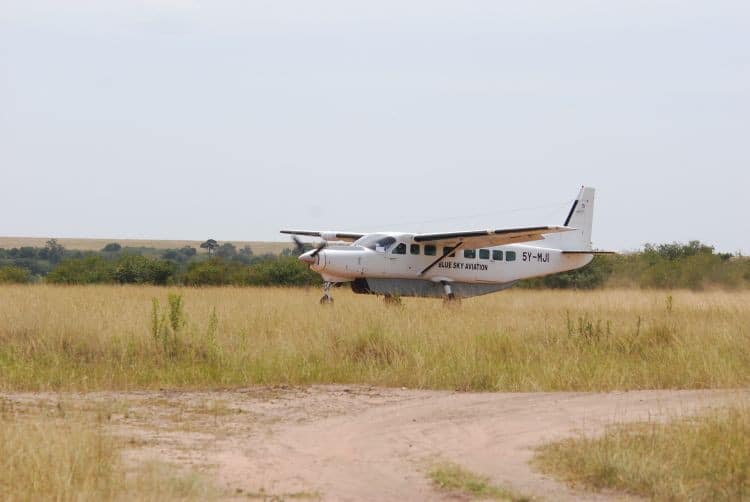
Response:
[0, 399, 218, 501]
[0, 285, 748, 391]
[534, 406, 750, 500]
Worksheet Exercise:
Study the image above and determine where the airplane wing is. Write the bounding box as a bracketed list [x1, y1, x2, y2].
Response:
[412, 226, 575, 249]
[280, 230, 365, 242]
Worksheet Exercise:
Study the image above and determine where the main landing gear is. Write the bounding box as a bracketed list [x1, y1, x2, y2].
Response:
[383, 294, 402, 306]
[320, 282, 334, 305]
[441, 281, 460, 304]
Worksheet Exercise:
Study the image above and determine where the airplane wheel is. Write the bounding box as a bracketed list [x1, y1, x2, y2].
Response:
[383, 294, 402, 306]
[443, 294, 461, 305]
[320, 295, 334, 305]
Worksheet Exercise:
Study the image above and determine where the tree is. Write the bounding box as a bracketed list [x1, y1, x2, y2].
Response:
[216, 242, 237, 258]
[102, 242, 122, 253]
[44, 239, 66, 264]
[200, 239, 218, 257]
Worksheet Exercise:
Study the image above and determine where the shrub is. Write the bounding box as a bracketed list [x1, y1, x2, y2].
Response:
[183, 258, 250, 286]
[113, 255, 175, 285]
[247, 256, 322, 286]
[46, 256, 115, 284]
[0, 266, 31, 284]
[47, 255, 174, 285]
[102, 242, 122, 252]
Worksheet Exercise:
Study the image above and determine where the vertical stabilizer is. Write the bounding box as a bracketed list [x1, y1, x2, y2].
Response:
[552, 186, 595, 251]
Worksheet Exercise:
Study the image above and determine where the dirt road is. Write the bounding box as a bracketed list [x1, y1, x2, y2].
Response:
[4, 387, 746, 500]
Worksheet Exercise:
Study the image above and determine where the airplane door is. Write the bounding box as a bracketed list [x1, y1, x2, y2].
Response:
[388, 243, 408, 275]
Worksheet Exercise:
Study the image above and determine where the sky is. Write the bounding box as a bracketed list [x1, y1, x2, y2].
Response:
[1, 1, 748, 252]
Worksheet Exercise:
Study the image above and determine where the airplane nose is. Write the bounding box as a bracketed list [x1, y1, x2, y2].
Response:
[299, 251, 317, 265]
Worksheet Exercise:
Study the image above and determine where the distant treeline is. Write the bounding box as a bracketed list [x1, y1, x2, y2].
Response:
[520, 241, 749, 290]
[0, 239, 747, 290]
[0, 239, 319, 287]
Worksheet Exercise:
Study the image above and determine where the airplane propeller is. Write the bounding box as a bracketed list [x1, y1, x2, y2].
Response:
[309, 241, 327, 257]
[289, 235, 326, 264]
[291, 235, 306, 255]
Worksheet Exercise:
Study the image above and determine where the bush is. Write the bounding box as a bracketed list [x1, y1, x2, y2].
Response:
[47, 255, 175, 285]
[102, 242, 122, 252]
[0, 266, 31, 284]
[520, 256, 614, 289]
[182, 256, 319, 286]
[247, 256, 321, 286]
[113, 255, 175, 285]
[183, 258, 250, 286]
[46, 256, 114, 284]
[215, 242, 237, 258]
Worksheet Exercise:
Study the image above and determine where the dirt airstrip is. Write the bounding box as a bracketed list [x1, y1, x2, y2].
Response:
[3, 387, 747, 501]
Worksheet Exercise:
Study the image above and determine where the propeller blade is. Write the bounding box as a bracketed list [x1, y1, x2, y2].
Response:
[291, 236, 306, 255]
[310, 241, 327, 258]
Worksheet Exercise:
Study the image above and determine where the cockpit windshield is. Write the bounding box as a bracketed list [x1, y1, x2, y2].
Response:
[354, 234, 397, 252]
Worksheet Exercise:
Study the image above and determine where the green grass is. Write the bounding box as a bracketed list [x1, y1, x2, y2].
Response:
[429, 461, 531, 501]
[0, 285, 749, 391]
[534, 406, 750, 500]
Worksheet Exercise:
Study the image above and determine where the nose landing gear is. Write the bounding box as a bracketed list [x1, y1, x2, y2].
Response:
[320, 281, 334, 305]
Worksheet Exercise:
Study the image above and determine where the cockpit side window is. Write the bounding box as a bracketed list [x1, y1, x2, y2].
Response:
[355, 234, 398, 252]
[392, 243, 407, 255]
[374, 236, 396, 252]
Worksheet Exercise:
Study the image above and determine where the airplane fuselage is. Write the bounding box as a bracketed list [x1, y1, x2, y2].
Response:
[284, 186, 606, 301]
[308, 234, 593, 299]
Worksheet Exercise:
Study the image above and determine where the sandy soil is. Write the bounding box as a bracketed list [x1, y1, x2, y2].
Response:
[4, 386, 747, 501]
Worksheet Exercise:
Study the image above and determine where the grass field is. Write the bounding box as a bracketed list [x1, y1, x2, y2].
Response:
[0, 236, 289, 255]
[0, 285, 748, 392]
[0, 399, 219, 501]
[534, 406, 750, 500]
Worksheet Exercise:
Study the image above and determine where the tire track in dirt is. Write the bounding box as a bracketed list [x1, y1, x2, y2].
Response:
[211, 388, 745, 501]
[4, 387, 747, 501]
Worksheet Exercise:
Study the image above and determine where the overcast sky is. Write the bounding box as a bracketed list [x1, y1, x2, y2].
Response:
[2, 1, 748, 252]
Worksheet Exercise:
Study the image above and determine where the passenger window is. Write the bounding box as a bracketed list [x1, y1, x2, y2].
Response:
[479, 249, 490, 260]
[443, 246, 456, 258]
[410, 244, 420, 255]
[492, 250, 503, 261]
[424, 245, 437, 256]
[392, 243, 407, 255]
[463, 249, 476, 259]
[506, 250, 516, 261]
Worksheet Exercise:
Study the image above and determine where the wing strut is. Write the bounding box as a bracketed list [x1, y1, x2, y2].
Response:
[419, 242, 464, 276]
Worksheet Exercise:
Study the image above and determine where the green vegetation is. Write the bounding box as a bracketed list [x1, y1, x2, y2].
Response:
[0, 265, 30, 284]
[522, 241, 749, 290]
[2, 238, 747, 289]
[534, 406, 750, 500]
[0, 287, 748, 392]
[0, 402, 219, 501]
[429, 461, 530, 501]
[2, 238, 320, 286]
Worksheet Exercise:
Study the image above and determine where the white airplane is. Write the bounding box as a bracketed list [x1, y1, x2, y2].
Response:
[282, 186, 612, 304]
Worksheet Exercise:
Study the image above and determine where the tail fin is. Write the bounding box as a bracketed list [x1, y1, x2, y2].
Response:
[556, 186, 595, 251]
